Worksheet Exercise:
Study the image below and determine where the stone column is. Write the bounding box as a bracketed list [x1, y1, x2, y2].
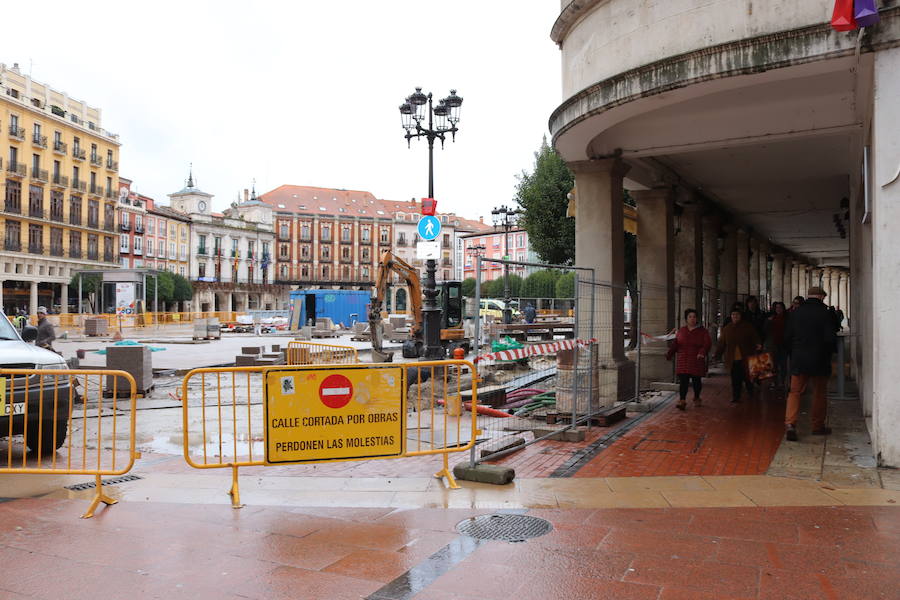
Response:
[872, 44, 900, 467]
[840, 271, 850, 323]
[771, 254, 784, 306]
[701, 212, 721, 336]
[29, 281, 38, 317]
[736, 228, 750, 301]
[788, 261, 798, 300]
[570, 158, 634, 403]
[719, 224, 738, 312]
[749, 237, 760, 299]
[633, 187, 675, 384]
[673, 199, 703, 326]
[811, 268, 823, 292]
[829, 269, 841, 310]
[60, 283, 69, 314]
[0, 280, 4, 313]
[822, 268, 833, 302]
[757, 240, 777, 306]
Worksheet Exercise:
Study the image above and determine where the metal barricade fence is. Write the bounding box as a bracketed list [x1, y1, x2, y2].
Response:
[180, 360, 478, 508]
[0, 369, 138, 518]
[286, 341, 358, 365]
[468, 257, 643, 468]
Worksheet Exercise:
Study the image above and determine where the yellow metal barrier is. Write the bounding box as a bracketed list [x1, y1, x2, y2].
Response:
[286, 341, 358, 365]
[54, 311, 246, 330]
[180, 360, 478, 508]
[0, 369, 138, 518]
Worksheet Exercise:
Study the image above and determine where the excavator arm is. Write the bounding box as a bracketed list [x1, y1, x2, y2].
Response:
[369, 250, 423, 362]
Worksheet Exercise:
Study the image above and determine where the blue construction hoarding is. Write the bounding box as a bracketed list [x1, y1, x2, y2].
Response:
[288, 289, 370, 329]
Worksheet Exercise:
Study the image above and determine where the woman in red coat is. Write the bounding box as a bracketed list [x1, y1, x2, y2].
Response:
[666, 308, 712, 410]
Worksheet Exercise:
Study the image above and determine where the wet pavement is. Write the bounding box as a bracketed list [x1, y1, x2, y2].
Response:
[2, 373, 898, 599]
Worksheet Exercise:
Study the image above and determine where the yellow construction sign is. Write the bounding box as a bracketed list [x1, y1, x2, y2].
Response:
[264, 365, 406, 464]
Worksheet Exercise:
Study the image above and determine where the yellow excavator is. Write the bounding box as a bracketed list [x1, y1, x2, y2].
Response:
[369, 250, 466, 362]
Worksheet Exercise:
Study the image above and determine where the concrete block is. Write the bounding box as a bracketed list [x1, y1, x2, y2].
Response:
[649, 381, 679, 392]
[235, 355, 258, 366]
[106, 345, 153, 393]
[255, 358, 279, 366]
[241, 346, 262, 355]
[453, 463, 515, 485]
[271, 344, 281, 353]
[532, 427, 587, 442]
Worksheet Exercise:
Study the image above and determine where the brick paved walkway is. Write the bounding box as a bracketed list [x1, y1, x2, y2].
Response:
[1, 497, 897, 600]
[571, 376, 786, 478]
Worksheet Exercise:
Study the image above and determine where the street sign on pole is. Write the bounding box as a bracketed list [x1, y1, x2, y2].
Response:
[416, 241, 440, 259]
[417, 215, 441, 241]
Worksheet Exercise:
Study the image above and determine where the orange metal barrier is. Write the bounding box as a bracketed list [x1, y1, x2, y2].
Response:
[0, 369, 138, 518]
[286, 341, 358, 365]
[55, 311, 244, 330]
[180, 360, 478, 508]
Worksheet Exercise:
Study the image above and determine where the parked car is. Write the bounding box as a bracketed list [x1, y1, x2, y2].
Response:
[0, 313, 73, 454]
[479, 299, 520, 320]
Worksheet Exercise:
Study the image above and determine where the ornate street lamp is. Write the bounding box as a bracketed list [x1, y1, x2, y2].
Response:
[491, 205, 521, 324]
[399, 87, 463, 359]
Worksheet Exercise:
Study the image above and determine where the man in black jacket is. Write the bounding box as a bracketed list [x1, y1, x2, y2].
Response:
[783, 287, 837, 441]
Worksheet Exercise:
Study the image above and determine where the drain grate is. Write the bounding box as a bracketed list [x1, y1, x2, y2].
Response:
[456, 514, 552, 543]
[65, 474, 142, 491]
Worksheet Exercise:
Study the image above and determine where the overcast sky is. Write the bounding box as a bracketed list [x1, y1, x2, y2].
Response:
[3, 1, 562, 222]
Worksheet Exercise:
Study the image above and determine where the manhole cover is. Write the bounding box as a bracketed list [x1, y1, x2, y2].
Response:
[456, 514, 553, 543]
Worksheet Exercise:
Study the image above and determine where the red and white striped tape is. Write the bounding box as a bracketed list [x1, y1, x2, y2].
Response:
[474, 338, 597, 364]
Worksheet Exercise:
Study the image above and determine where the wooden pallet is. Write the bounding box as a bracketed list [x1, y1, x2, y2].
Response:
[546, 404, 627, 427]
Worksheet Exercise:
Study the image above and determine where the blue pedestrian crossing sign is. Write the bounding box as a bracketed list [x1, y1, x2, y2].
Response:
[417, 215, 441, 241]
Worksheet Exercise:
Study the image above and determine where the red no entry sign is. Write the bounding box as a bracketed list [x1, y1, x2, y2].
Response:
[319, 374, 353, 409]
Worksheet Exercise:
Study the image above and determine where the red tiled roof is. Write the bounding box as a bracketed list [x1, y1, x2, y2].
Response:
[260, 184, 491, 229]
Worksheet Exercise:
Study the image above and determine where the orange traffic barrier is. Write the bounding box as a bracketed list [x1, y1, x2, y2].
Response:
[0, 369, 138, 518]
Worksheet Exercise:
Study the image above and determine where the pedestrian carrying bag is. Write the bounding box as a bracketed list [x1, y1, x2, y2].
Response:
[747, 352, 775, 382]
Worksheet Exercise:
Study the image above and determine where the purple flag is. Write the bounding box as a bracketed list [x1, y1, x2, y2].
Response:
[854, 0, 881, 27]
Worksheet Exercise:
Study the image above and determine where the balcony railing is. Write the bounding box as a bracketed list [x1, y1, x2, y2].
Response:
[87, 250, 98, 261]
[278, 232, 291, 241]
[71, 179, 86, 192]
[105, 188, 115, 199]
[49, 245, 63, 257]
[89, 183, 103, 196]
[103, 252, 115, 263]
[106, 160, 118, 172]
[87, 218, 99, 229]
[197, 247, 207, 256]
[51, 174, 68, 188]
[231, 250, 240, 258]
[103, 220, 115, 232]
[32, 168, 48, 183]
[299, 255, 312, 262]
[134, 223, 144, 234]
[4, 201, 21, 214]
[69, 213, 81, 226]
[4, 240, 21, 252]
[379, 237, 390, 245]
[49, 207, 64, 222]
[8, 126, 24, 140]
[89, 155, 103, 167]
[53, 141, 67, 155]
[442, 240, 451, 249]
[28, 244, 43, 255]
[72, 148, 86, 161]
[133, 246, 142, 256]
[120, 221, 132, 232]
[299, 235, 312, 242]
[360, 236, 372, 244]
[68, 248, 82, 259]
[32, 134, 47, 148]
[6, 162, 26, 177]
[396, 238, 407, 247]
[441, 258, 452, 266]
[29, 204, 44, 218]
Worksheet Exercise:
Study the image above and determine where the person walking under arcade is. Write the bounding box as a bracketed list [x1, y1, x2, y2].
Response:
[716, 308, 761, 403]
[766, 301, 789, 392]
[666, 308, 712, 410]
[784, 286, 837, 441]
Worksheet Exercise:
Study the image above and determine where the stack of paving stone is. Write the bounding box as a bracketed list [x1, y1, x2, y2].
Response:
[235, 345, 285, 366]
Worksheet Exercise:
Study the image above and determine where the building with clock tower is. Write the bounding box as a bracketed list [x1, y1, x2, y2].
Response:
[168, 173, 283, 312]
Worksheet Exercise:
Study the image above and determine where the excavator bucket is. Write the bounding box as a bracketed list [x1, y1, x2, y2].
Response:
[372, 348, 394, 363]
